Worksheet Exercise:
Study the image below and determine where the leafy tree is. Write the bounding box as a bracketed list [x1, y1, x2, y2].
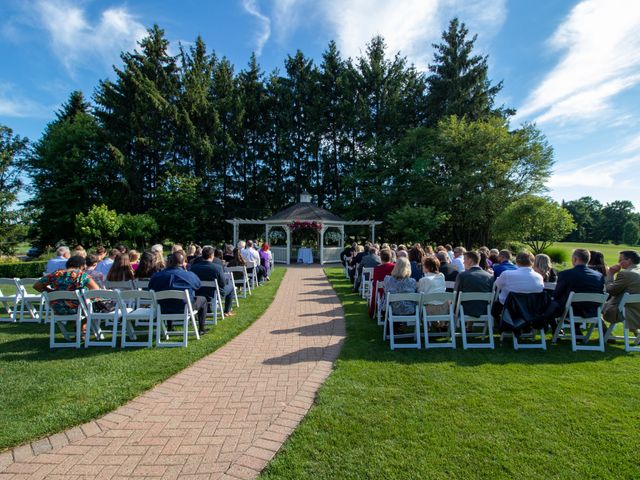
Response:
[623, 220, 640, 246]
[562, 196, 603, 242]
[152, 172, 202, 243]
[118, 213, 159, 248]
[75, 204, 121, 246]
[0, 125, 29, 254]
[387, 205, 449, 245]
[493, 196, 576, 253]
[425, 18, 511, 126]
[597, 201, 635, 244]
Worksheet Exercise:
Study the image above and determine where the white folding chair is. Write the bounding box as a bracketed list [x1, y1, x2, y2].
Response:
[361, 267, 374, 303]
[225, 272, 240, 307]
[200, 280, 224, 326]
[14, 278, 43, 323]
[456, 292, 494, 349]
[421, 292, 456, 349]
[383, 292, 422, 349]
[376, 280, 386, 326]
[343, 256, 352, 278]
[227, 266, 251, 298]
[604, 293, 640, 352]
[81, 290, 123, 348]
[245, 261, 258, 289]
[498, 292, 547, 351]
[104, 280, 137, 291]
[120, 290, 156, 348]
[543, 282, 557, 291]
[444, 281, 455, 291]
[154, 290, 200, 347]
[552, 292, 607, 352]
[0, 278, 19, 322]
[135, 279, 150, 290]
[45, 290, 84, 348]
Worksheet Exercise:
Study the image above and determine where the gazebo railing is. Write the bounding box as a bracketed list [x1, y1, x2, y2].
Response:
[322, 247, 342, 264]
[271, 246, 288, 264]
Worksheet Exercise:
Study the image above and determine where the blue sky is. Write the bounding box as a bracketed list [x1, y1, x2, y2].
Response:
[1, 0, 639, 210]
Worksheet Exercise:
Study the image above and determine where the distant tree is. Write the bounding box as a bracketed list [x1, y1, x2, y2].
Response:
[597, 201, 636, 244]
[425, 18, 511, 126]
[387, 205, 449, 245]
[152, 172, 202, 243]
[0, 125, 29, 254]
[118, 213, 159, 248]
[493, 196, 576, 254]
[623, 220, 640, 246]
[562, 196, 603, 242]
[75, 204, 121, 246]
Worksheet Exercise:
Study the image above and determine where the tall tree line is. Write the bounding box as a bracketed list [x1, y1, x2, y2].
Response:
[26, 19, 558, 247]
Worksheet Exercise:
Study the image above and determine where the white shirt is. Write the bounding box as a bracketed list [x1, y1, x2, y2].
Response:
[417, 272, 446, 304]
[452, 256, 465, 272]
[495, 266, 543, 304]
[241, 247, 260, 265]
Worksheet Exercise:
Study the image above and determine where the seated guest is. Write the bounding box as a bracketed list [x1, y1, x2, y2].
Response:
[227, 247, 247, 282]
[445, 244, 454, 262]
[452, 247, 466, 272]
[424, 245, 434, 256]
[436, 251, 458, 282]
[340, 243, 356, 268]
[354, 245, 381, 292]
[136, 251, 162, 279]
[369, 249, 395, 318]
[418, 256, 448, 315]
[533, 253, 557, 282]
[95, 248, 119, 278]
[602, 250, 640, 334]
[129, 250, 140, 271]
[106, 253, 135, 282]
[85, 254, 104, 287]
[259, 243, 273, 280]
[479, 251, 493, 274]
[171, 244, 183, 254]
[186, 244, 197, 263]
[213, 249, 226, 267]
[149, 252, 208, 335]
[72, 245, 86, 258]
[488, 249, 500, 267]
[384, 257, 418, 315]
[493, 250, 517, 279]
[95, 245, 107, 262]
[34, 255, 100, 338]
[349, 245, 365, 283]
[45, 246, 71, 274]
[223, 244, 235, 263]
[493, 252, 544, 320]
[116, 244, 128, 254]
[408, 247, 424, 282]
[191, 246, 234, 317]
[242, 240, 266, 283]
[547, 248, 604, 331]
[151, 244, 163, 257]
[588, 250, 608, 277]
[454, 251, 494, 317]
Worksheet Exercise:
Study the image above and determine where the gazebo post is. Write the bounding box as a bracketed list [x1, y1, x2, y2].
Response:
[340, 224, 345, 249]
[285, 225, 291, 265]
[371, 222, 376, 244]
[233, 221, 239, 247]
[320, 226, 327, 265]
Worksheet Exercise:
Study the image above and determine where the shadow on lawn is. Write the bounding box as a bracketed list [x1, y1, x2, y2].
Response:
[270, 318, 340, 337]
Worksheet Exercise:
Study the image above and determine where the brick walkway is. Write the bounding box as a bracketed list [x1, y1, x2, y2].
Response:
[0, 265, 345, 480]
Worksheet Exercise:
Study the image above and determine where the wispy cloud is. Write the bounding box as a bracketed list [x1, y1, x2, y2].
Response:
[34, 0, 147, 72]
[517, 0, 640, 125]
[241, 0, 272, 56]
[0, 83, 51, 118]
[547, 155, 640, 189]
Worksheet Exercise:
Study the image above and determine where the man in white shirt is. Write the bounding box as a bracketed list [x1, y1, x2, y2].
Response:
[45, 246, 71, 274]
[492, 252, 543, 321]
[452, 246, 466, 272]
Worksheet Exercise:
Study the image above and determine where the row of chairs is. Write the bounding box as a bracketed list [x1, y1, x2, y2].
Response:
[371, 280, 640, 353]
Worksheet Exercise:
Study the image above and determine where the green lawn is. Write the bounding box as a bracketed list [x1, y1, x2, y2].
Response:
[260, 268, 640, 480]
[0, 267, 285, 452]
[554, 242, 637, 268]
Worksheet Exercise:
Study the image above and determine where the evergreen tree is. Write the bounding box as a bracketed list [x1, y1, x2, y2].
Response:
[425, 18, 510, 126]
[598, 201, 636, 244]
[562, 197, 603, 242]
[0, 125, 29, 254]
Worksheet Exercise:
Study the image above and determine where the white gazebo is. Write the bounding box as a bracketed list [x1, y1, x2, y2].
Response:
[226, 192, 381, 265]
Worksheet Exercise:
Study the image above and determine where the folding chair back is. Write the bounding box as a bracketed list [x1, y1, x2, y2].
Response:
[553, 292, 607, 352]
[0, 278, 18, 322]
[200, 280, 224, 325]
[45, 290, 84, 348]
[619, 293, 640, 352]
[421, 292, 455, 349]
[14, 278, 43, 323]
[543, 282, 557, 291]
[81, 290, 124, 348]
[154, 290, 200, 347]
[120, 289, 156, 348]
[104, 280, 137, 291]
[383, 292, 422, 349]
[498, 291, 547, 351]
[444, 281, 455, 291]
[376, 280, 386, 326]
[361, 267, 374, 303]
[136, 279, 150, 290]
[225, 272, 239, 307]
[456, 291, 494, 349]
[227, 266, 251, 298]
[245, 261, 258, 288]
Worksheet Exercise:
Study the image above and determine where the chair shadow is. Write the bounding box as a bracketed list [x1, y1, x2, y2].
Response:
[270, 319, 339, 337]
[263, 345, 339, 365]
[298, 307, 343, 318]
[300, 289, 335, 296]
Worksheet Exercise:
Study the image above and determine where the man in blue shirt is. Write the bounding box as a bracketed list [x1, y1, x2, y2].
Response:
[149, 251, 208, 335]
[45, 246, 70, 274]
[493, 250, 518, 279]
[191, 246, 234, 316]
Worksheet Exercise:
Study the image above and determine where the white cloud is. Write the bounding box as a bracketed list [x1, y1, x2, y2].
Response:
[35, 0, 147, 71]
[0, 83, 50, 118]
[517, 0, 640, 124]
[547, 156, 640, 189]
[241, 0, 272, 56]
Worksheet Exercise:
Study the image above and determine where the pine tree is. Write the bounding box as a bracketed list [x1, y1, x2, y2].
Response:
[0, 125, 29, 254]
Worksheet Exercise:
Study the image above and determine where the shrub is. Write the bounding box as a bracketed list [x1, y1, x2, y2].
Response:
[543, 246, 569, 264]
[0, 261, 48, 278]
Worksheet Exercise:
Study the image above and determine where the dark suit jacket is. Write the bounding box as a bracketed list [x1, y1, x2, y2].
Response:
[354, 253, 382, 290]
[191, 260, 226, 300]
[149, 268, 201, 314]
[553, 264, 604, 317]
[454, 266, 494, 317]
[439, 263, 459, 282]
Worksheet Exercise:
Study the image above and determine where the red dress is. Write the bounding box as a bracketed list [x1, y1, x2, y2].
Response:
[369, 262, 395, 318]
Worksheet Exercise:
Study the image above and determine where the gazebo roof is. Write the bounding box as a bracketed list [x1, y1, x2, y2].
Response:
[264, 201, 345, 223]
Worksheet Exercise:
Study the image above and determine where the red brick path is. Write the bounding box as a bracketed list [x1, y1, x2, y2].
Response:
[0, 265, 345, 479]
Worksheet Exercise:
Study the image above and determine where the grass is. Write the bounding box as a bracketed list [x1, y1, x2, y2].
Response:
[555, 242, 637, 268]
[260, 268, 640, 480]
[0, 267, 285, 452]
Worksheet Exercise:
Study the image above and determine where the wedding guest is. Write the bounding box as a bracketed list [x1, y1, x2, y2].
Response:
[436, 251, 458, 282]
[95, 248, 119, 278]
[408, 247, 424, 282]
[534, 253, 558, 282]
[135, 251, 162, 279]
[452, 246, 466, 272]
[259, 243, 273, 280]
[493, 250, 517, 279]
[106, 253, 135, 282]
[369, 249, 395, 318]
[223, 244, 235, 263]
[85, 254, 105, 287]
[418, 256, 448, 315]
[588, 250, 608, 277]
[384, 257, 418, 315]
[129, 250, 140, 271]
[72, 245, 87, 258]
[45, 246, 71, 274]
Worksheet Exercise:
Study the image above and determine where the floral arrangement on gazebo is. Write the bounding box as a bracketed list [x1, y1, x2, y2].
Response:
[287, 220, 323, 232]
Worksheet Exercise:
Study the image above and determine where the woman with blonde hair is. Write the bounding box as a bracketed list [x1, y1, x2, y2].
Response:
[384, 257, 417, 315]
[533, 253, 558, 282]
